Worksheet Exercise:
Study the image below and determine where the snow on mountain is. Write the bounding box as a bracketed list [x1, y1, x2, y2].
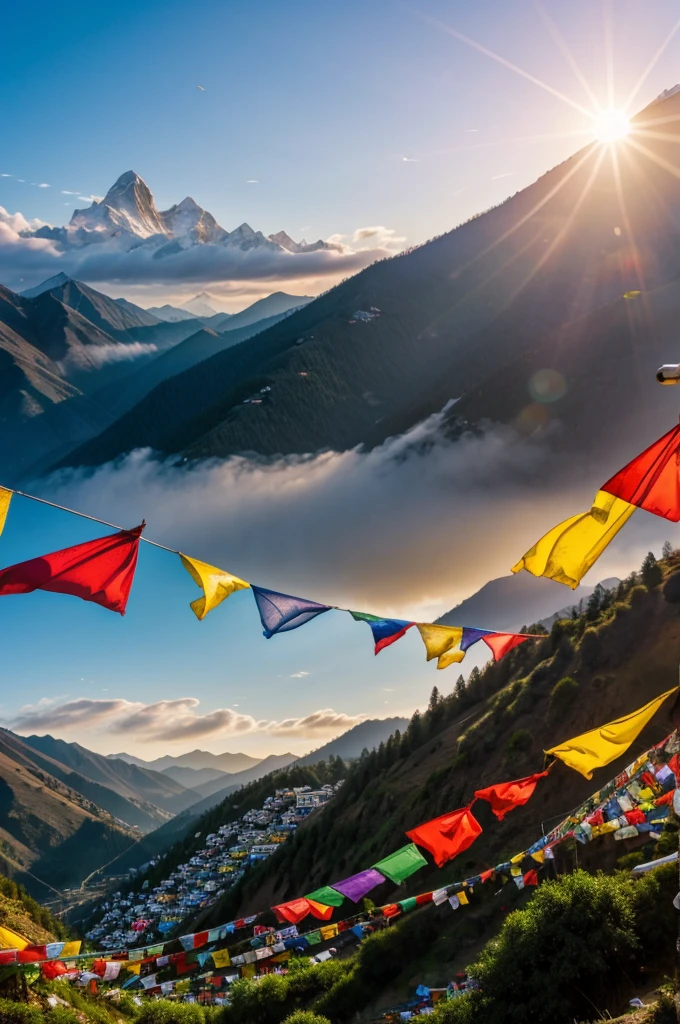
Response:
[21, 272, 71, 298]
[69, 171, 169, 240]
[25, 172, 336, 264]
[181, 292, 218, 317]
[146, 303, 201, 322]
[159, 196, 229, 246]
[268, 230, 336, 254]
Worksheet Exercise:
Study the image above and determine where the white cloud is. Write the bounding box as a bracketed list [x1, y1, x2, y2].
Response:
[246, 180, 258, 184]
[39, 409, 564, 618]
[1, 174, 11, 178]
[290, 671, 309, 678]
[402, 156, 420, 162]
[58, 341, 158, 374]
[38, 183, 50, 189]
[491, 173, 514, 180]
[10, 697, 362, 742]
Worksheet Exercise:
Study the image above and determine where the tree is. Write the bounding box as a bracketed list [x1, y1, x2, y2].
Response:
[641, 551, 662, 588]
[428, 686, 441, 711]
[454, 674, 466, 698]
[662, 539, 674, 559]
[585, 585, 603, 621]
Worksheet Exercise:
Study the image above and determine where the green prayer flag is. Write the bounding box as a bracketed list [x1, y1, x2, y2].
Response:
[399, 897, 417, 912]
[306, 930, 322, 945]
[373, 843, 427, 884]
[305, 885, 346, 907]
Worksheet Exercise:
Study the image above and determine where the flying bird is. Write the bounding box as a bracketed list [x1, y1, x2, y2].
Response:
[196, 85, 205, 91]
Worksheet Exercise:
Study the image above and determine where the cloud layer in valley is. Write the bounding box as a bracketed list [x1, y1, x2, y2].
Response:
[10, 696, 363, 743]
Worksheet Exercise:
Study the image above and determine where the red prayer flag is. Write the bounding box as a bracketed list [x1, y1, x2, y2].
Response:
[382, 904, 400, 918]
[523, 869, 538, 887]
[18, 946, 46, 963]
[601, 424, 680, 521]
[479, 869, 494, 883]
[406, 806, 482, 868]
[41, 960, 68, 980]
[415, 892, 433, 906]
[482, 633, 532, 661]
[474, 771, 549, 821]
[193, 931, 209, 949]
[272, 898, 312, 925]
[0, 525, 144, 614]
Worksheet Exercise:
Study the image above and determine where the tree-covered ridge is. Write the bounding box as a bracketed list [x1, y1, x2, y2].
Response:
[184, 546, 680, 928]
[0, 875, 69, 943]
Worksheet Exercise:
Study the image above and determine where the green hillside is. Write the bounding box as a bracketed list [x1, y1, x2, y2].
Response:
[182, 549, 680, 929]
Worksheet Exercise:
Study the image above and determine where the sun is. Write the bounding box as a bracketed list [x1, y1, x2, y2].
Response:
[592, 109, 630, 144]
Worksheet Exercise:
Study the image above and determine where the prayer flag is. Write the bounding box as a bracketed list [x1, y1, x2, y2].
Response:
[305, 886, 345, 907]
[512, 490, 635, 589]
[350, 611, 414, 654]
[417, 624, 464, 669]
[179, 554, 249, 620]
[460, 626, 493, 652]
[0, 489, 11, 537]
[474, 771, 549, 820]
[399, 897, 417, 912]
[0, 925, 28, 950]
[272, 898, 313, 925]
[251, 585, 331, 637]
[406, 806, 482, 868]
[545, 687, 678, 778]
[523, 870, 539, 886]
[373, 844, 427, 884]
[0, 525, 143, 614]
[308, 900, 334, 921]
[330, 868, 386, 902]
[42, 961, 69, 980]
[601, 424, 680, 520]
[482, 633, 533, 661]
[211, 950, 231, 969]
[457, 890, 469, 906]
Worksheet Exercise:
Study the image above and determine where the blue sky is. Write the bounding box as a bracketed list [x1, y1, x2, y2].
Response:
[2, 0, 680, 758]
[4, 0, 680, 309]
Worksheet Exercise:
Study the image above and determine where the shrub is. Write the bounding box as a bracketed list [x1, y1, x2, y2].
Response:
[505, 729, 532, 758]
[282, 1013, 331, 1024]
[135, 1002, 206, 1024]
[548, 676, 579, 718]
[629, 584, 649, 609]
[0, 999, 44, 1024]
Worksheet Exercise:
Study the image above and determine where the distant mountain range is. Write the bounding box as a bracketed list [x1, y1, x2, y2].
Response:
[0, 268, 311, 480]
[110, 748, 261, 774]
[51, 88, 680, 474]
[26, 170, 338, 262]
[296, 718, 409, 765]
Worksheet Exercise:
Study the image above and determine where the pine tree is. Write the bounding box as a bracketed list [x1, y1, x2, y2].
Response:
[586, 586, 603, 621]
[663, 540, 673, 560]
[454, 674, 466, 698]
[641, 551, 662, 588]
[428, 686, 441, 711]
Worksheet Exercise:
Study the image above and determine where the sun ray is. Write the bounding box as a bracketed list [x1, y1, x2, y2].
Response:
[634, 111, 680, 131]
[626, 135, 680, 181]
[624, 14, 680, 111]
[412, 8, 595, 119]
[633, 128, 680, 146]
[534, 1, 601, 111]
[423, 128, 593, 160]
[610, 145, 646, 292]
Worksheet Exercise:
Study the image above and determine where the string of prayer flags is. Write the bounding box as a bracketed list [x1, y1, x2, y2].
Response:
[373, 844, 428, 884]
[304, 886, 346, 908]
[350, 611, 414, 653]
[0, 926, 28, 950]
[545, 686, 678, 778]
[406, 805, 482, 868]
[272, 897, 333, 925]
[251, 585, 331, 637]
[179, 554, 249, 620]
[330, 868, 386, 902]
[0, 524, 143, 614]
[474, 770, 550, 820]
[601, 423, 680, 521]
[512, 489, 635, 589]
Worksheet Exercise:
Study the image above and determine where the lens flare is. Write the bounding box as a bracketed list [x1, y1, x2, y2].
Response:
[592, 109, 630, 144]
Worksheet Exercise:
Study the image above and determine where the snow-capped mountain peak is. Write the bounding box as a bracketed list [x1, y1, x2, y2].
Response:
[69, 170, 169, 240]
[21, 271, 72, 298]
[181, 292, 218, 317]
[160, 196, 228, 245]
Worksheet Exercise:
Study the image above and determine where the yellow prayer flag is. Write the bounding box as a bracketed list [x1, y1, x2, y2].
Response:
[546, 686, 677, 779]
[531, 850, 545, 864]
[241, 963, 256, 979]
[320, 924, 338, 940]
[60, 941, 81, 957]
[511, 490, 635, 589]
[124, 962, 141, 975]
[179, 553, 250, 620]
[0, 489, 11, 538]
[457, 891, 469, 906]
[0, 925, 28, 950]
[417, 624, 464, 670]
[510, 865, 521, 877]
[212, 949, 231, 968]
[510, 852, 524, 865]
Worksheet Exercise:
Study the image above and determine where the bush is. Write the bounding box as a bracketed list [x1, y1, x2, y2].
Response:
[282, 1013, 331, 1024]
[505, 729, 532, 758]
[548, 676, 579, 718]
[135, 1002, 206, 1024]
[0, 999, 44, 1024]
[444, 867, 677, 1024]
